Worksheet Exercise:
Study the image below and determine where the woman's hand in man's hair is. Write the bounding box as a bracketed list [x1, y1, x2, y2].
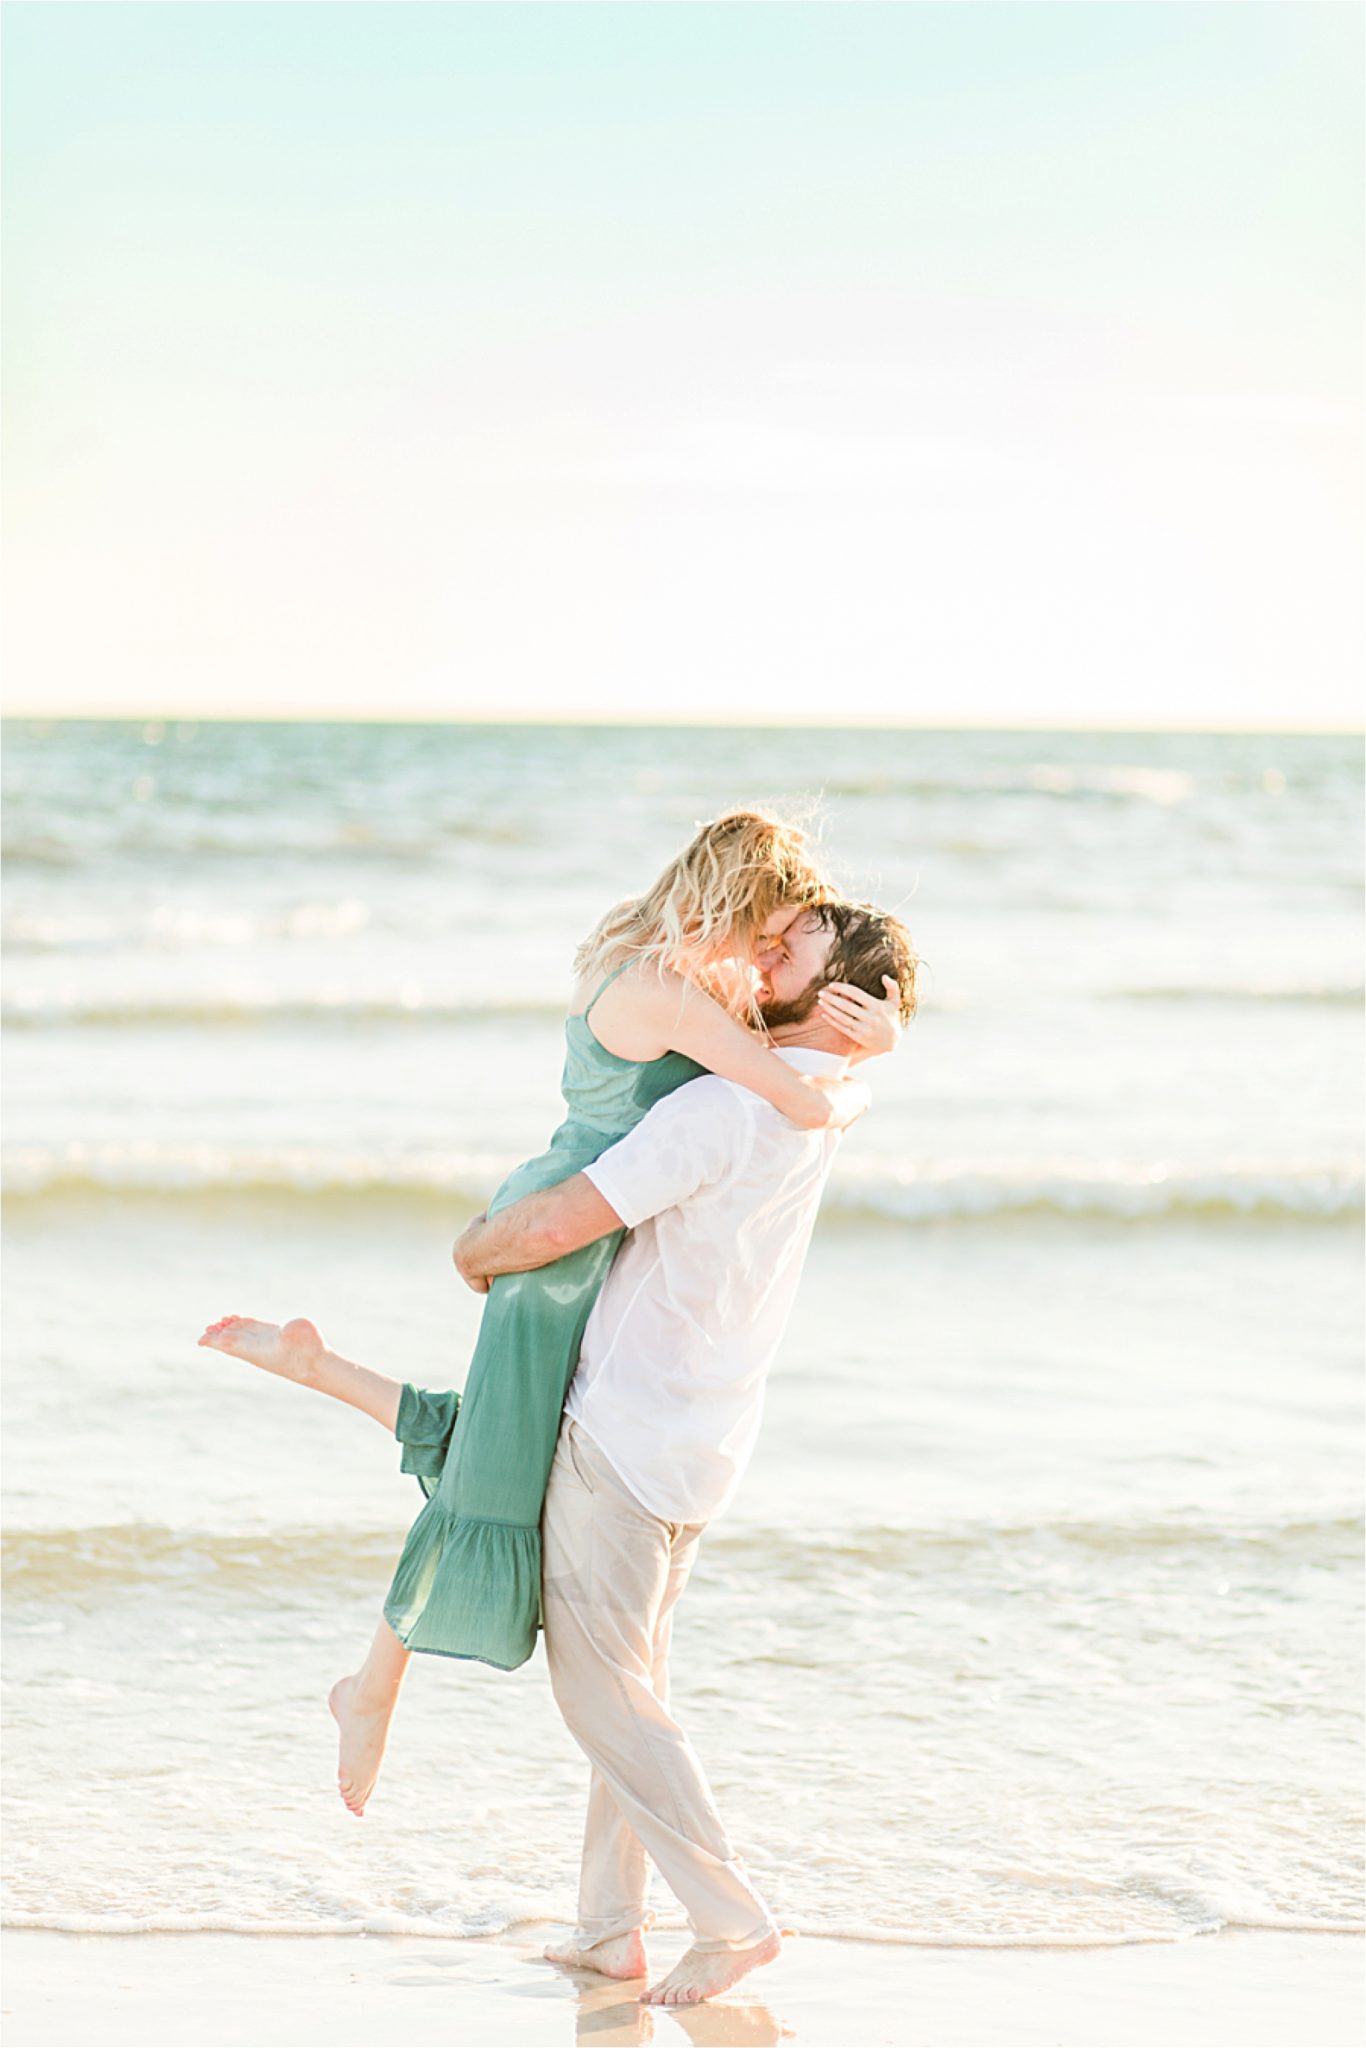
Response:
[816, 974, 904, 1057]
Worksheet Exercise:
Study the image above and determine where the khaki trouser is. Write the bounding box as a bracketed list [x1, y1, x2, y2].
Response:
[541, 1414, 779, 1954]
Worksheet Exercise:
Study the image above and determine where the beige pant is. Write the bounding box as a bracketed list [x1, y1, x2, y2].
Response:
[540, 1414, 779, 1954]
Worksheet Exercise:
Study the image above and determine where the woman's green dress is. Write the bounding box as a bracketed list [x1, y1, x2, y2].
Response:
[382, 971, 705, 1671]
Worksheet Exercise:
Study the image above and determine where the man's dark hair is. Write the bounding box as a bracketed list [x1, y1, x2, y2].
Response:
[812, 900, 919, 1024]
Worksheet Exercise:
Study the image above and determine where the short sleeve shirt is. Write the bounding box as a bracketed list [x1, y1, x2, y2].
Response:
[564, 1048, 847, 1522]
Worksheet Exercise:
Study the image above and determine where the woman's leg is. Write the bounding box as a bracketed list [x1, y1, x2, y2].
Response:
[200, 1316, 420, 1812]
[197, 1315, 402, 1431]
[329, 1613, 411, 1816]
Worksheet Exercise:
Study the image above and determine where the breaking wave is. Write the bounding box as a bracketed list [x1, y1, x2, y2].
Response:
[1104, 982, 1363, 1009]
[1, 994, 564, 1028]
[7, 1512, 1359, 1598]
[4, 1146, 1360, 1224]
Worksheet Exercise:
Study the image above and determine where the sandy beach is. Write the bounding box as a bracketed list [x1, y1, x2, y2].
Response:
[3, 1927, 1361, 2048]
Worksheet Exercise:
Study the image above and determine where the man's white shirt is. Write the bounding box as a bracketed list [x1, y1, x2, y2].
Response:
[564, 1046, 846, 1524]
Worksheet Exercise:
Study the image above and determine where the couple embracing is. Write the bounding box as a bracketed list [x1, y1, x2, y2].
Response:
[200, 808, 916, 2007]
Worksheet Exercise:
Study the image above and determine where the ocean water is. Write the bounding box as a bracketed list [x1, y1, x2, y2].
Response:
[2, 718, 1362, 1948]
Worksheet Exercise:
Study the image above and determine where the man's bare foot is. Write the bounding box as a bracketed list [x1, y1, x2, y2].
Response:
[642, 1929, 784, 2006]
[197, 1314, 325, 1386]
[328, 1674, 395, 1816]
[543, 1927, 648, 1980]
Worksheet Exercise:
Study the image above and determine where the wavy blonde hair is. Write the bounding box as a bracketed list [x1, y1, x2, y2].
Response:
[573, 807, 833, 1022]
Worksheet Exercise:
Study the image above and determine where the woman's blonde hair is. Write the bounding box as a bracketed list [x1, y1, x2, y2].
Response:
[573, 807, 833, 1021]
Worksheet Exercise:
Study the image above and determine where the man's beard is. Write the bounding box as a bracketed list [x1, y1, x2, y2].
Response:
[758, 975, 826, 1031]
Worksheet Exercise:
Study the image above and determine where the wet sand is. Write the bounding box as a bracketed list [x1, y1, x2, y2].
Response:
[3, 1925, 1361, 2047]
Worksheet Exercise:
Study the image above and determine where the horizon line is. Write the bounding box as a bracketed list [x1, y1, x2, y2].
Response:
[3, 710, 1362, 738]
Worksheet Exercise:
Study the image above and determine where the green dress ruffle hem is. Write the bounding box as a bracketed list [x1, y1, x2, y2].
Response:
[381, 989, 704, 1672]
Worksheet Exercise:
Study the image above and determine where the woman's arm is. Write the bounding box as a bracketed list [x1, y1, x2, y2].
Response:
[648, 975, 867, 1130]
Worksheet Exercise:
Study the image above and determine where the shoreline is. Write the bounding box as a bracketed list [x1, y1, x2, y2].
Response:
[4, 1925, 1361, 2048]
[5, 1916, 1361, 1947]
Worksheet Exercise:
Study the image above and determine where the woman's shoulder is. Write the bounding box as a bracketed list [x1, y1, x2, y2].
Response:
[571, 955, 684, 1018]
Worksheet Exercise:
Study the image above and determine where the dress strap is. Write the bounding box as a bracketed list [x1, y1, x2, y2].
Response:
[583, 957, 635, 1020]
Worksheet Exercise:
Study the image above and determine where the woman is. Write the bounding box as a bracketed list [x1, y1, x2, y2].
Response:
[200, 808, 901, 1812]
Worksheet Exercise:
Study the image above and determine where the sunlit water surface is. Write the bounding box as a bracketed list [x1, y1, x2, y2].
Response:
[3, 721, 1361, 1945]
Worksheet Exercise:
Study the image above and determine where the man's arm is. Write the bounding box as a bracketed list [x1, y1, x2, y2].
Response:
[453, 1076, 747, 1292]
[452, 1175, 624, 1292]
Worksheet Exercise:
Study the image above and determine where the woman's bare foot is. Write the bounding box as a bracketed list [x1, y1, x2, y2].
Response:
[328, 1674, 395, 1817]
[544, 1927, 648, 1979]
[197, 1314, 325, 1386]
[642, 1929, 784, 2005]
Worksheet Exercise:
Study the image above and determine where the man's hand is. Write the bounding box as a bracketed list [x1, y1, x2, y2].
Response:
[453, 1214, 492, 1293]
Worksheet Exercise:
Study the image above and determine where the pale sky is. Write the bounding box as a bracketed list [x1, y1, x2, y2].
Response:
[2, 3, 1362, 727]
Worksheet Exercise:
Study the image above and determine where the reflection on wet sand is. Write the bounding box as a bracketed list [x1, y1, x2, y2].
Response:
[558, 1965, 793, 2046]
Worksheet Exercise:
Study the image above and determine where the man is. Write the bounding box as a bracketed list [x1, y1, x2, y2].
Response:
[448, 900, 917, 2007]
